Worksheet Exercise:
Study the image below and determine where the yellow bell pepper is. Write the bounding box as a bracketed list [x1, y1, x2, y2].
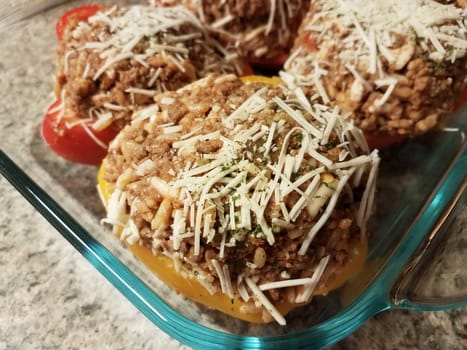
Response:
[97, 76, 368, 323]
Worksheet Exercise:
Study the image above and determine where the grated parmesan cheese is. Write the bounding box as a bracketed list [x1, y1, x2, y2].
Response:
[103, 75, 380, 326]
[286, 0, 467, 112]
[58, 4, 243, 151]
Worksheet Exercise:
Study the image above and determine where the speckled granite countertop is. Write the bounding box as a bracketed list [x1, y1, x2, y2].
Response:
[0, 1, 466, 349]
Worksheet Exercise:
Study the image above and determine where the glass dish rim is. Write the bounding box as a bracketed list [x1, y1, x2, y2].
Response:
[1, 139, 465, 349]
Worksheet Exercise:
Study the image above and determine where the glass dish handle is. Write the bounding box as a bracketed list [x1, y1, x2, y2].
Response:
[390, 176, 467, 310]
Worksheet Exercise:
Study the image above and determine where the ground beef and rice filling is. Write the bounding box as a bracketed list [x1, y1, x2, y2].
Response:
[153, 0, 309, 61]
[102, 74, 379, 324]
[55, 5, 243, 130]
[285, 0, 467, 136]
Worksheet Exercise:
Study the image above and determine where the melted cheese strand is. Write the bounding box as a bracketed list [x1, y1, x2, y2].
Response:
[357, 150, 380, 235]
[295, 255, 330, 303]
[245, 276, 286, 326]
[299, 169, 356, 255]
[259, 277, 317, 291]
[273, 97, 322, 138]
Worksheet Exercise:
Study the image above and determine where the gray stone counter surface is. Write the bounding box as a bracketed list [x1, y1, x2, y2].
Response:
[0, 1, 466, 349]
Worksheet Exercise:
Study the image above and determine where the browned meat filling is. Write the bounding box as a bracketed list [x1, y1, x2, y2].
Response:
[153, 0, 309, 61]
[55, 5, 244, 130]
[285, 0, 467, 136]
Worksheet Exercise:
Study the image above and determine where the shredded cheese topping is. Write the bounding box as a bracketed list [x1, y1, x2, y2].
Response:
[57, 5, 242, 136]
[285, 0, 467, 108]
[104, 76, 380, 325]
[157, 0, 307, 58]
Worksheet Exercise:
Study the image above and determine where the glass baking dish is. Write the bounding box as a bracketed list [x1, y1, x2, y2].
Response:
[0, 1, 466, 349]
